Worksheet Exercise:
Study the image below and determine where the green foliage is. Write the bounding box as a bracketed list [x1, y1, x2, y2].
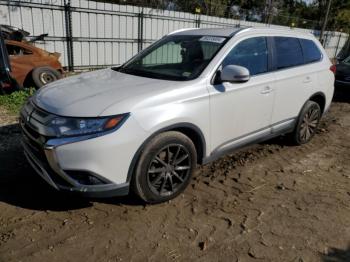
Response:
[0, 88, 35, 114]
[107, 0, 348, 31]
[329, 0, 350, 31]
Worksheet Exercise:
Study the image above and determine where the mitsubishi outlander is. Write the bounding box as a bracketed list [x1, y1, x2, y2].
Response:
[20, 27, 335, 203]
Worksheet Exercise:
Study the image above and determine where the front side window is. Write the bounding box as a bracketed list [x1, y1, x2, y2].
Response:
[274, 37, 303, 69]
[221, 37, 268, 76]
[300, 38, 322, 63]
[117, 35, 227, 81]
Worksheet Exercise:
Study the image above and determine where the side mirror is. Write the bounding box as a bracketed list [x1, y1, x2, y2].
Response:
[220, 65, 250, 83]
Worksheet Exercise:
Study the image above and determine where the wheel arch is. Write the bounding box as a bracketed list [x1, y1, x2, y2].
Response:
[309, 92, 326, 114]
[126, 122, 207, 183]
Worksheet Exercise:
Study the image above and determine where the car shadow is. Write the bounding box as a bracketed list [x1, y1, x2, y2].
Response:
[321, 245, 350, 262]
[0, 123, 143, 211]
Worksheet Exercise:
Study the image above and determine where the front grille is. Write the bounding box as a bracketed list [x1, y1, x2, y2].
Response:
[23, 138, 72, 188]
[22, 122, 41, 140]
[20, 102, 74, 189]
[20, 100, 56, 138]
[22, 123, 72, 188]
[23, 134, 47, 163]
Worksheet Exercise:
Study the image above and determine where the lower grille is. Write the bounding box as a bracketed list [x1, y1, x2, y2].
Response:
[22, 133, 47, 163]
[22, 128, 72, 188]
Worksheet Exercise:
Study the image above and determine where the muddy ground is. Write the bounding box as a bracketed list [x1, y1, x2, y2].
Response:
[0, 88, 350, 262]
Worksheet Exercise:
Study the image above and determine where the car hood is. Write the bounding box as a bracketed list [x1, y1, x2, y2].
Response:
[33, 68, 178, 117]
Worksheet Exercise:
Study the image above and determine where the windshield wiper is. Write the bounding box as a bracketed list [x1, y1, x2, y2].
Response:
[117, 67, 188, 81]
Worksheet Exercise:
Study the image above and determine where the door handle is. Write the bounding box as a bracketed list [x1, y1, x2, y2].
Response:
[260, 86, 273, 94]
[303, 76, 312, 83]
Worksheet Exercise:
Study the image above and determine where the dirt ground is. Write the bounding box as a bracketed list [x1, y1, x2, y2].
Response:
[0, 88, 350, 262]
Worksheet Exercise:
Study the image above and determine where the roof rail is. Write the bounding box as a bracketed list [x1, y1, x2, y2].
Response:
[229, 26, 251, 37]
[167, 28, 197, 36]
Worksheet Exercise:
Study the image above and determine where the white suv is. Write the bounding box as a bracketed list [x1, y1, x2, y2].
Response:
[20, 27, 334, 203]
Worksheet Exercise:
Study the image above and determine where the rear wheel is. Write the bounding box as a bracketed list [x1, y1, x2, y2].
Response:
[291, 101, 321, 145]
[31, 66, 61, 88]
[132, 131, 197, 203]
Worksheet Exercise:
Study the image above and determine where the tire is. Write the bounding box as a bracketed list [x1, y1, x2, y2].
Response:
[31, 66, 61, 89]
[290, 101, 321, 145]
[132, 131, 197, 204]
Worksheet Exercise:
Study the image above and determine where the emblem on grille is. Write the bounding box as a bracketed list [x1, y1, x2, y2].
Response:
[26, 115, 30, 122]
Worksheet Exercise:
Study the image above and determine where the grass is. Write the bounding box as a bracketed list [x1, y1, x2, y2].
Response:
[0, 88, 36, 114]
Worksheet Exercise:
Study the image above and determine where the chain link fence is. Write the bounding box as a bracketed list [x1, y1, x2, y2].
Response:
[0, 0, 348, 71]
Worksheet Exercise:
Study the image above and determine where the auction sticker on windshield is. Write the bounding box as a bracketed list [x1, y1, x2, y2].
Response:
[199, 36, 226, 44]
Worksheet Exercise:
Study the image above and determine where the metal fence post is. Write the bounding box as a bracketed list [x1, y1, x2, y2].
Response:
[196, 15, 201, 28]
[334, 32, 342, 58]
[137, 11, 144, 52]
[64, 0, 74, 71]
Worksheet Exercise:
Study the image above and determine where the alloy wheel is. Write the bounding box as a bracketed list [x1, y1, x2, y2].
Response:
[147, 144, 191, 197]
[299, 105, 320, 143]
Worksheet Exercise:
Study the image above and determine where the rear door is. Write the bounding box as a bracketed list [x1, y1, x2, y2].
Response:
[270, 37, 312, 126]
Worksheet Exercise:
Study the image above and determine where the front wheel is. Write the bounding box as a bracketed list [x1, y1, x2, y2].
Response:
[291, 101, 321, 145]
[132, 131, 197, 203]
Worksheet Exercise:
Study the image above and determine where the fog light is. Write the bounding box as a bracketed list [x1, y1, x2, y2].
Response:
[65, 171, 106, 185]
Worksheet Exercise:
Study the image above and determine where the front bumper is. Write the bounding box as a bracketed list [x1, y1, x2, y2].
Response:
[22, 137, 130, 198]
[19, 101, 147, 198]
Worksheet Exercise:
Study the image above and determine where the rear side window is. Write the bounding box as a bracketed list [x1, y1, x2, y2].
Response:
[222, 37, 268, 75]
[274, 37, 303, 69]
[300, 38, 322, 63]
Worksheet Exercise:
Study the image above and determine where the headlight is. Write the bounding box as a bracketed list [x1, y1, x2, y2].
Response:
[48, 114, 129, 137]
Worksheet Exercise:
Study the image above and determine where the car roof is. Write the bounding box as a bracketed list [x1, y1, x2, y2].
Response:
[170, 27, 244, 37]
[171, 27, 314, 39]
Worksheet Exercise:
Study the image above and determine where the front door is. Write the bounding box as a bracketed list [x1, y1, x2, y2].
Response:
[208, 37, 275, 154]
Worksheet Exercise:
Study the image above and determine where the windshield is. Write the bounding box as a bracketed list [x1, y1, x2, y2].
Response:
[343, 56, 350, 65]
[116, 35, 228, 81]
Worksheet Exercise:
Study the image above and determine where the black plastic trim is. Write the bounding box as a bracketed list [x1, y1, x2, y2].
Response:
[203, 118, 296, 164]
[58, 183, 130, 198]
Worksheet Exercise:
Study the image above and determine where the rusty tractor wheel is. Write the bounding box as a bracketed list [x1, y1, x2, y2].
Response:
[31, 66, 61, 89]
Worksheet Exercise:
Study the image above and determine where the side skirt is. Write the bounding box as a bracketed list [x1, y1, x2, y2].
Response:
[202, 118, 296, 165]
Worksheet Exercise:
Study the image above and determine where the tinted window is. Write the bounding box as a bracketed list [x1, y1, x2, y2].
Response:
[300, 38, 322, 63]
[222, 37, 268, 75]
[274, 37, 303, 69]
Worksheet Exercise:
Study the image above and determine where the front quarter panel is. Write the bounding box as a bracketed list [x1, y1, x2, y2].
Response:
[54, 115, 148, 184]
[115, 79, 211, 157]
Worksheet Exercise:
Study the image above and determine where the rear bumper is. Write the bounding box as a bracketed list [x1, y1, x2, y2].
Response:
[22, 139, 130, 198]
